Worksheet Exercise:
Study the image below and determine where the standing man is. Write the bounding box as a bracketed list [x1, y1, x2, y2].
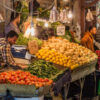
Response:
[81, 26, 97, 52]
[5, 13, 21, 36]
[0, 30, 27, 68]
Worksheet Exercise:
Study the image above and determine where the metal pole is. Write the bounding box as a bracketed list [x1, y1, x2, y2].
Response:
[31, 0, 34, 26]
[31, 0, 34, 17]
[55, 0, 57, 9]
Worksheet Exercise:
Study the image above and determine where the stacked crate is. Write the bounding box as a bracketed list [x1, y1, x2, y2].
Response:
[96, 50, 100, 70]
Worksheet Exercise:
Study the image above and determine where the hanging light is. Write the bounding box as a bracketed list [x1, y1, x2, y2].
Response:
[24, 0, 36, 38]
[24, 20, 36, 38]
[44, 21, 49, 28]
[67, 10, 73, 19]
[30, 21, 35, 36]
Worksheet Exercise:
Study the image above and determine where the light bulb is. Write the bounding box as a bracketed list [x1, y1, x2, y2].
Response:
[44, 22, 49, 27]
[68, 11, 73, 19]
[30, 26, 35, 36]
[24, 26, 31, 38]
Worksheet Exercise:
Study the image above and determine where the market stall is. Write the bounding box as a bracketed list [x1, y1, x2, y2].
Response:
[0, 36, 98, 100]
[0, 0, 99, 100]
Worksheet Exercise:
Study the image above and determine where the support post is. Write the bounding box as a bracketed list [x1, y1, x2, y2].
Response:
[55, 0, 57, 8]
[80, 0, 85, 37]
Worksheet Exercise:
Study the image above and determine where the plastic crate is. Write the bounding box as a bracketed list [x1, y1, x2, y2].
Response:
[11, 45, 27, 59]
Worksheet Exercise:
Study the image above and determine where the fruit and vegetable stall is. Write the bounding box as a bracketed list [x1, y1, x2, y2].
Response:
[0, 34, 98, 100]
[0, 0, 98, 99]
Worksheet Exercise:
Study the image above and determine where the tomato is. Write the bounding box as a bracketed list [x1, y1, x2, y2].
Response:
[0, 70, 53, 87]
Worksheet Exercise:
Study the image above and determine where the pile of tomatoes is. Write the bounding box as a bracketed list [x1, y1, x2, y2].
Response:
[0, 70, 53, 88]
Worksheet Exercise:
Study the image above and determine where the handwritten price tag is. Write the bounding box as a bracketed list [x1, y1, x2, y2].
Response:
[57, 25, 65, 36]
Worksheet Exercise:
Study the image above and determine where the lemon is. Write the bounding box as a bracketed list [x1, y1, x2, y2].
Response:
[56, 61, 59, 65]
[45, 58, 49, 61]
[64, 64, 68, 67]
[51, 58, 54, 61]
[36, 53, 39, 57]
[42, 56, 46, 59]
[38, 56, 41, 59]
[53, 61, 56, 64]
[48, 56, 52, 59]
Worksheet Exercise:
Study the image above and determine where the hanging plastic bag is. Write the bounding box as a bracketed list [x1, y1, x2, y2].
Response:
[49, 6, 59, 23]
[86, 9, 94, 22]
[59, 9, 67, 23]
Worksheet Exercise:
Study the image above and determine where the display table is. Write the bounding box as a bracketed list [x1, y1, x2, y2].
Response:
[71, 60, 97, 82]
[0, 58, 97, 100]
[14, 58, 30, 65]
[52, 60, 97, 100]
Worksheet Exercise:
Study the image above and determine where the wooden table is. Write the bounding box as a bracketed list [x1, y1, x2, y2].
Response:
[14, 58, 30, 65]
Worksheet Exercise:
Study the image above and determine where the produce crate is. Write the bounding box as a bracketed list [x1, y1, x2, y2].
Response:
[0, 67, 51, 97]
[0, 84, 51, 98]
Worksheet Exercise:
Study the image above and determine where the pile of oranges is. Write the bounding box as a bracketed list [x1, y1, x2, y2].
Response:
[0, 70, 53, 88]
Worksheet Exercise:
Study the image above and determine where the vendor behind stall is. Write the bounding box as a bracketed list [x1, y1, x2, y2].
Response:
[5, 12, 21, 36]
[81, 26, 97, 52]
[0, 31, 27, 68]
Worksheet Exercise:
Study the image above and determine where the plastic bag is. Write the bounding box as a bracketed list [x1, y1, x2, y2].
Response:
[86, 9, 94, 22]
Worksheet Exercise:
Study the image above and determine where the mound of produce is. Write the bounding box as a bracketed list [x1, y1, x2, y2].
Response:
[41, 37, 97, 68]
[36, 49, 72, 68]
[25, 60, 59, 78]
[16, 34, 42, 47]
[0, 70, 53, 88]
[16, 34, 29, 45]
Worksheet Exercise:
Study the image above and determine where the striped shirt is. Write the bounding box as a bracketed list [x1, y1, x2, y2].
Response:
[0, 38, 16, 66]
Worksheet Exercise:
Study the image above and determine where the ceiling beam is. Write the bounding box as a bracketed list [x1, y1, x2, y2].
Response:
[85, 0, 99, 8]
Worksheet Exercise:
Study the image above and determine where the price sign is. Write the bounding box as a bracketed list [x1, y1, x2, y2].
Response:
[57, 25, 65, 36]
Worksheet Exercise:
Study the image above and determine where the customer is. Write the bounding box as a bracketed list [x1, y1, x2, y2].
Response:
[0, 31, 27, 68]
[5, 12, 21, 36]
[81, 26, 97, 52]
